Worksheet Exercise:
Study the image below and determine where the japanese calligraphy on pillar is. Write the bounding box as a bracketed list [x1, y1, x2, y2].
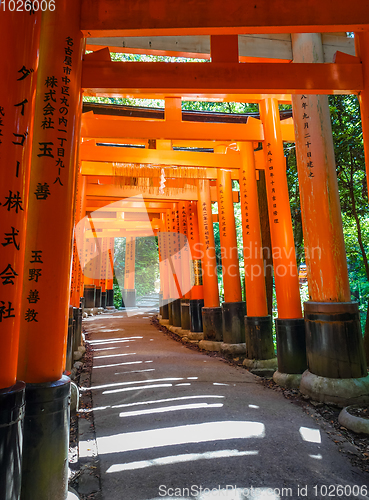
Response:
[201, 202, 211, 250]
[298, 95, 314, 178]
[0, 50, 35, 324]
[265, 143, 280, 224]
[240, 170, 250, 236]
[218, 184, 227, 236]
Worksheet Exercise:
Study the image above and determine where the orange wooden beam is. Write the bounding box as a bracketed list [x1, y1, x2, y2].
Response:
[81, 114, 264, 142]
[80, 142, 242, 168]
[82, 61, 362, 96]
[80, 0, 369, 36]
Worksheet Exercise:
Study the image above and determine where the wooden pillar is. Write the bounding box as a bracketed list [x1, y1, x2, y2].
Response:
[18, 0, 84, 383]
[106, 237, 115, 307]
[187, 201, 204, 332]
[197, 179, 222, 341]
[16, 2, 84, 499]
[216, 168, 242, 302]
[0, 11, 40, 389]
[291, 34, 367, 397]
[0, 10, 41, 500]
[179, 202, 191, 300]
[238, 142, 275, 364]
[216, 163, 245, 343]
[259, 98, 302, 320]
[238, 142, 268, 317]
[197, 180, 219, 308]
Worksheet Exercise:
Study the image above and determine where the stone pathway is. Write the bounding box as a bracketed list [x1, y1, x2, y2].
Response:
[78, 311, 369, 500]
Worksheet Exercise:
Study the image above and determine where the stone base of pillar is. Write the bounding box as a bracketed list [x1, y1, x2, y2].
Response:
[300, 370, 369, 407]
[202, 307, 223, 342]
[171, 299, 182, 327]
[222, 301, 246, 344]
[21, 376, 70, 500]
[245, 315, 274, 360]
[190, 299, 204, 332]
[101, 291, 107, 309]
[0, 381, 25, 500]
[168, 300, 173, 325]
[199, 340, 222, 351]
[243, 357, 277, 370]
[305, 301, 366, 378]
[275, 318, 307, 375]
[273, 371, 302, 389]
[106, 289, 114, 307]
[83, 284, 95, 309]
[122, 289, 136, 308]
[180, 299, 190, 330]
[222, 343, 246, 355]
[95, 286, 102, 308]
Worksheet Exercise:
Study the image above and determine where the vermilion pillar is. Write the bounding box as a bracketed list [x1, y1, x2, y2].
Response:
[0, 10, 40, 500]
[197, 179, 222, 342]
[0, 11, 40, 389]
[16, 2, 84, 498]
[187, 201, 204, 332]
[259, 98, 302, 320]
[179, 202, 191, 330]
[170, 203, 182, 326]
[238, 142, 276, 367]
[291, 34, 367, 402]
[260, 98, 306, 387]
[238, 143, 268, 317]
[158, 214, 170, 320]
[106, 237, 115, 308]
[217, 166, 245, 344]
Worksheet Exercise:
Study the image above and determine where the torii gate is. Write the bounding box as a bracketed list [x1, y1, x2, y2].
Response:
[1, 2, 369, 499]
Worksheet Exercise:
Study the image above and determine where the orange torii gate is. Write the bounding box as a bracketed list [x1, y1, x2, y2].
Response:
[2, 2, 369, 499]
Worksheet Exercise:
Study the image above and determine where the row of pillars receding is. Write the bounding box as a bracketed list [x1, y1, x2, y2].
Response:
[1, 4, 369, 499]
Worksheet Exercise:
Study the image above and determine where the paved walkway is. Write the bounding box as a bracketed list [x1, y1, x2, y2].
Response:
[80, 311, 369, 500]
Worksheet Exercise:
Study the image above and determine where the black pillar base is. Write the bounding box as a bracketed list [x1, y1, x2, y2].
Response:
[0, 381, 25, 500]
[72, 307, 82, 354]
[101, 291, 107, 309]
[79, 296, 85, 310]
[122, 289, 136, 308]
[168, 300, 173, 325]
[66, 306, 74, 373]
[21, 376, 70, 500]
[181, 299, 190, 330]
[83, 284, 95, 309]
[202, 307, 223, 341]
[171, 299, 182, 327]
[304, 301, 366, 379]
[95, 286, 102, 308]
[161, 302, 169, 320]
[275, 318, 307, 374]
[106, 289, 114, 307]
[245, 315, 274, 359]
[190, 299, 204, 332]
[222, 301, 246, 344]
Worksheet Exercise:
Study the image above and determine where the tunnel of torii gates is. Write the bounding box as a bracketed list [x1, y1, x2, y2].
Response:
[2, 1, 369, 498]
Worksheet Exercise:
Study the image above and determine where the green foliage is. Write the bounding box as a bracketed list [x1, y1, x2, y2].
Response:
[113, 236, 159, 298]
